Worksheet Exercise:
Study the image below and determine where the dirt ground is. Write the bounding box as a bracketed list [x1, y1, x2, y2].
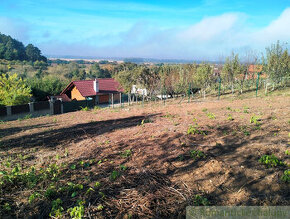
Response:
[0, 91, 289, 218]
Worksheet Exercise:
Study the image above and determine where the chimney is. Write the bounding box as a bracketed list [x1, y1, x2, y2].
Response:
[93, 79, 99, 93]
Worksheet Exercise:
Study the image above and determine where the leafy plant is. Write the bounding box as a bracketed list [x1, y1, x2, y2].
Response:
[190, 150, 206, 159]
[120, 164, 127, 171]
[250, 115, 261, 125]
[227, 114, 234, 121]
[110, 170, 120, 181]
[49, 198, 64, 218]
[259, 154, 285, 168]
[141, 118, 153, 125]
[67, 200, 85, 219]
[281, 169, 290, 183]
[94, 181, 101, 188]
[80, 106, 89, 111]
[97, 204, 104, 211]
[28, 192, 41, 204]
[193, 195, 210, 206]
[120, 149, 132, 158]
[187, 123, 207, 135]
[206, 112, 215, 119]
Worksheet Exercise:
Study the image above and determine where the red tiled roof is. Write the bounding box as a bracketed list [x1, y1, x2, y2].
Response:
[248, 65, 263, 73]
[61, 78, 124, 97]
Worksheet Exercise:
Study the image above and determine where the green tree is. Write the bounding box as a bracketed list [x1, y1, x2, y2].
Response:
[195, 63, 213, 97]
[263, 41, 290, 88]
[88, 63, 111, 79]
[25, 44, 47, 62]
[27, 76, 67, 101]
[221, 52, 243, 94]
[0, 73, 32, 106]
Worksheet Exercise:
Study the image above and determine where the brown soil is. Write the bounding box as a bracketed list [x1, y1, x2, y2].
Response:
[0, 93, 289, 218]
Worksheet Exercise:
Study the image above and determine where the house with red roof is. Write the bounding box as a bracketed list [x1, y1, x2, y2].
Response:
[57, 78, 124, 104]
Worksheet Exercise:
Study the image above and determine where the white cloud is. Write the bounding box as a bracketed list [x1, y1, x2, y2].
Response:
[177, 13, 240, 41]
[252, 8, 290, 46]
[40, 8, 290, 60]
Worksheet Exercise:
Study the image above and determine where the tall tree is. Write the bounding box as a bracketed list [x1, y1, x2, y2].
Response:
[263, 41, 290, 87]
[221, 52, 243, 94]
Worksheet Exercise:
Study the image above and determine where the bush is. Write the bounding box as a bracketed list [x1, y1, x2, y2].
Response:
[0, 73, 32, 106]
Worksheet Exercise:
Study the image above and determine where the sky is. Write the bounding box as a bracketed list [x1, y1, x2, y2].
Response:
[0, 0, 289, 60]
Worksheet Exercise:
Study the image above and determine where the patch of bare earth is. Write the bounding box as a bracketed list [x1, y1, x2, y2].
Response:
[0, 93, 289, 218]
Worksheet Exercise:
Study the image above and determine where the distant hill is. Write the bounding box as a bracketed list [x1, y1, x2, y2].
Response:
[0, 33, 47, 62]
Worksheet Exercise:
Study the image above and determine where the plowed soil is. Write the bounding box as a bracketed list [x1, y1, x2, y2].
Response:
[1, 92, 289, 218]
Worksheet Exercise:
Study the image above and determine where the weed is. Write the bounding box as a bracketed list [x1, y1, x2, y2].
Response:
[141, 118, 153, 125]
[163, 113, 176, 118]
[110, 170, 120, 181]
[281, 169, 290, 183]
[226, 107, 232, 111]
[202, 108, 208, 112]
[94, 181, 101, 188]
[70, 164, 77, 170]
[206, 112, 215, 119]
[193, 195, 210, 206]
[18, 114, 32, 121]
[67, 200, 85, 219]
[49, 198, 64, 218]
[64, 149, 69, 157]
[285, 150, 290, 156]
[178, 154, 184, 161]
[227, 114, 234, 121]
[80, 106, 89, 111]
[53, 118, 57, 123]
[240, 125, 250, 136]
[121, 149, 132, 158]
[97, 204, 104, 211]
[190, 150, 206, 159]
[3, 203, 11, 212]
[93, 105, 101, 110]
[187, 123, 207, 135]
[86, 187, 95, 195]
[120, 164, 127, 171]
[28, 192, 41, 204]
[259, 154, 285, 168]
[250, 115, 261, 125]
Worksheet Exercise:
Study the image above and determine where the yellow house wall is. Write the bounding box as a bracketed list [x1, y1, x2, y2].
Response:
[71, 86, 85, 100]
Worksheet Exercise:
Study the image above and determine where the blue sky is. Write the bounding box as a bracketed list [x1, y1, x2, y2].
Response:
[0, 0, 289, 60]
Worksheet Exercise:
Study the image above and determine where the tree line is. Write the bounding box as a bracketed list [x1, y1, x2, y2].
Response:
[0, 41, 289, 107]
[0, 33, 47, 62]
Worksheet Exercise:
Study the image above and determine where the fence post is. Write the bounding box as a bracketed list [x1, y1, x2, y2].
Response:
[49, 100, 54, 115]
[60, 100, 64, 114]
[256, 72, 260, 97]
[120, 93, 122, 108]
[29, 102, 34, 114]
[6, 106, 12, 116]
[111, 94, 114, 108]
[218, 77, 221, 100]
